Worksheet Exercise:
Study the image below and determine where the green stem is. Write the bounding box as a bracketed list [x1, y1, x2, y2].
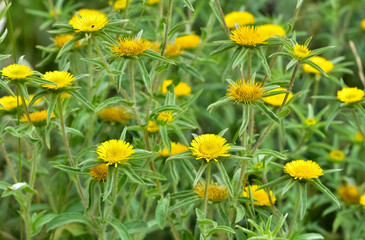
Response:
[88, 39, 94, 101]
[288, 192, 300, 237]
[203, 164, 211, 216]
[247, 50, 251, 80]
[130, 61, 136, 103]
[215, 0, 230, 36]
[0, 143, 18, 183]
[352, 109, 365, 144]
[5, 0, 16, 63]
[161, 0, 173, 56]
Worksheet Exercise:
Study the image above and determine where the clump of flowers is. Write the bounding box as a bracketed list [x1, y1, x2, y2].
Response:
[242, 184, 276, 206]
[227, 79, 264, 104]
[338, 184, 360, 204]
[224, 11, 255, 29]
[159, 142, 189, 157]
[303, 56, 334, 75]
[337, 87, 364, 103]
[293, 44, 311, 59]
[190, 134, 230, 162]
[230, 26, 268, 47]
[157, 112, 174, 124]
[111, 36, 151, 57]
[194, 181, 229, 202]
[175, 34, 200, 49]
[284, 160, 323, 180]
[98, 108, 131, 123]
[262, 87, 292, 106]
[1, 64, 33, 80]
[329, 150, 345, 162]
[41, 71, 75, 90]
[161, 80, 191, 97]
[96, 139, 135, 167]
[90, 164, 109, 183]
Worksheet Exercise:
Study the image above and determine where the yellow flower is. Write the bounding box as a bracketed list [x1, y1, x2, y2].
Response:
[54, 34, 74, 48]
[190, 134, 230, 162]
[224, 11, 255, 29]
[259, 24, 285, 38]
[70, 10, 108, 32]
[1, 64, 33, 80]
[61, 93, 71, 99]
[90, 164, 109, 183]
[302, 56, 334, 75]
[361, 19, 365, 31]
[337, 87, 365, 103]
[111, 37, 150, 57]
[354, 133, 363, 143]
[96, 139, 135, 167]
[151, 42, 183, 57]
[147, 120, 159, 133]
[157, 112, 174, 123]
[159, 142, 189, 157]
[230, 26, 268, 47]
[227, 79, 264, 104]
[284, 160, 323, 180]
[253, 162, 263, 169]
[194, 181, 229, 202]
[305, 118, 316, 126]
[338, 184, 360, 204]
[41, 71, 75, 90]
[21, 110, 55, 124]
[360, 194, 365, 209]
[161, 80, 192, 97]
[293, 44, 311, 59]
[329, 150, 345, 162]
[143, 0, 160, 4]
[0, 95, 42, 111]
[175, 34, 200, 49]
[98, 108, 131, 123]
[68, 9, 106, 25]
[262, 87, 292, 106]
[242, 184, 276, 206]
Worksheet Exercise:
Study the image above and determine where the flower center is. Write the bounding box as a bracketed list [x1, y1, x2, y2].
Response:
[199, 142, 219, 155]
[106, 148, 124, 162]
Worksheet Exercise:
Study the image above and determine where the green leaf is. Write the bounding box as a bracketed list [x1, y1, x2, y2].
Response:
[57, 34, 83, 58]
[109, 217, 133, 240]
[0, 80, 15, 96]
[46, 213, 92, 231]
[232, 48, 248, 69]
[169, 196, 199, 212]
[311, 178, 340, 208]
[256, 101, 279, 124]
[182, 0, 194, 11]
[299, 182, 307, 220]
[281, 178, 296, 196]
[193, 163, 208, 186]
[206, 226, 235, 237]
[122, 165, 144, 184]
[259, 175, 291, 189]
[155, 195, 170, 229]
[256, 47, 271, 77]
[51, 162, 88, 175]
[179, 63, 204, 82]
[272, 213, 288, 236]
[2, 182, 37, 197]
[68, 90, 95, 111]
[257, 149, 287, 160]
[216, 161, 234, 197]
[234, 204, 245, 223]
[168, 21, 189, 37]
[159, 125, 171, 153]
[303, 60, 328, 77]
[142, 49, 175, 64]
[96, 97, 134, 112]
[150, 105, 183, 116]
[135, 58, 152, 94]
[207, 96, 231, 112]
[103, 167, 117, 201]
[211, 43, 235, 56]
[47, 94, 58, 124]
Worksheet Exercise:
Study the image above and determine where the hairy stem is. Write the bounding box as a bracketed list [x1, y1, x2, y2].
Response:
[203, 164, 211, 216]
[161, 0, 173, 56]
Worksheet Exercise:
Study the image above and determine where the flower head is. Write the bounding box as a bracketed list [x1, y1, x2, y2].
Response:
[284, 160, 323, 180]
[262, 87, 292, 106]
[227, 79, 264, 104]
[253, 162, 263, 169]
[305, 118, 316, 126]
[41, 71, 75, 90]
[360, 194, 365, 209]
[111, 37, 151, 57]
[361, 19, 365, 31]
[354, 133, 363, 143]
[337, 87, 364, 103]
[161, 80, 192, 97]
[0, 95, 42, 111]
[329, 150, 345, 162]
[242, 184, 276, 206]
[175, 34, 200, 49]
[338, 184, 360, 204]
[21, 110, 55, 126]
[111, 0, 128, 10]
[157, 112, 174, 124]
[303, 56, 334, 75]
[90, 164, 109, 183]
[54, 34, 74, 48]
[151, 42, 183, 57]
[224, 11, 255, 29]
[143, 0, 160, 4]
[159, 142, 189, 157]
[1, 64, 33, 80]
[147, 121, 159, 133]
[230, 26, 268, 47]
[96, 139, 135, 167]
[194, 181, 229, 202]
[293, 44, 311, 59]
[190, 134, 230, 162]
[98, 108, 131, 123]
[70, 9, 108, 32]
[259, 24, 285, 38]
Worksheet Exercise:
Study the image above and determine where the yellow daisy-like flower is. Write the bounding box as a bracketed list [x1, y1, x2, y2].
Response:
[361, 19, 365, 31]
[111, 37, 151, 57]
[284, 160, 323, 180]
[69, 9, 106, 25]
[190, 134, 230, 162]
[303, 56, 334, 75]
[21, 110, 55, 124]
[61, 93, 71, 99]
[360, 194, 365, 209]
[242, 184, 276, 206]
[90, 164, 109, 183]
[96, 139, 135, 167]
[262, 87, 292, 106]
[41, 71, 75, 90]
[147, 120, 159, 133]
[98, 108, 131, 123]
[161, 80, 192, 97]
[259, 24, 285, 39]
[230, 26, 268, 47]
[224, 11, 255, 29]
[293, 44, 311, 59]
[143, 0, 160, 4]
[1, 64, 33, 80]
[54, 34, 74, 48]
[0, 95, 42, 111]
[338, 184, 360, 205]
[337, 87, 365, 104]
[227, 79, 264, 104]
[159, 142, 189, 157]
[157, 111, 174, 123]
[329, 150, 345, 162]
[175, 34, 200, 49]
[194, 181, 229, 202]
[305, 118, 316, 126]
[354, 133, 363, 143]
[70, 12, 108, 33]
[151, 42, 183, 57]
